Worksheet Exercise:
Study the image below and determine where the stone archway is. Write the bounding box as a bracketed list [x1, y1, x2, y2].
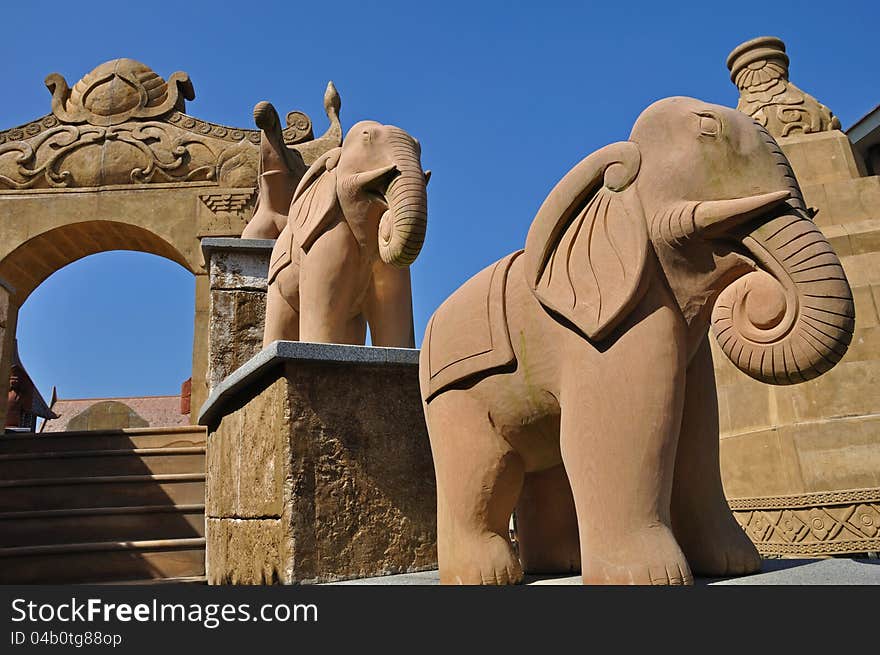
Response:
[0, 220, 196, 423]
[0, 58, 341, 422]
[0, 220, 194, 298]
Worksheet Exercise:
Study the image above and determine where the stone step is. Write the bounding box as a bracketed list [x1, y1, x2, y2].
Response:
[0, 538, 206, 584]
[0, 473, 205, 511]
[0, 504, 205, 547]
[0, 447, 205, 479]
[0, 426, 206, 454]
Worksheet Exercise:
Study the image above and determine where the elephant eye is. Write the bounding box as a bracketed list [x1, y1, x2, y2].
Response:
[697, 112, 721, 138]
[362, 129, 372, 143]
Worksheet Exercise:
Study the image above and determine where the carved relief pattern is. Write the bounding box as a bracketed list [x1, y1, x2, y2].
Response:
[727, 36, 841, 139]
[166, 110, 313, 146]
[0, 121, 257, 189]
[200, 191, 255, 213]
[0, 59, 316, 191]
[0, 115, 60, 145]
[281, 111, 313, 144]
[45, 58, 193, 127]
[0, 111, 313, 150]
[729, 487, 880, 556]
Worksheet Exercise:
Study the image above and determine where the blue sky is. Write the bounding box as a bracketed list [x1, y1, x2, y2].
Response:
[3, 0, 878, 402]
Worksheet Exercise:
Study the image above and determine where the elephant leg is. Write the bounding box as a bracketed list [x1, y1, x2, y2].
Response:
[263, 254, 301, 347]
[560, 295, 692, 585]
[670, 335, 761, 576]
[299, 221, 370, 344]
[426, 389, 524, 585]
[364, 261, 415, 347]
[515, 464, 580, 574]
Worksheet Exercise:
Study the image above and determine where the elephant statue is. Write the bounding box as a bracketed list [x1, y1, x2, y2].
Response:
[251, 100, 430, 347]
[419, 96, 855, 585]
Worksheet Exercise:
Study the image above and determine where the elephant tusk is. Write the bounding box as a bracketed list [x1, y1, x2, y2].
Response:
[694, 189, 791, 235]
[354, 164, 399, 192]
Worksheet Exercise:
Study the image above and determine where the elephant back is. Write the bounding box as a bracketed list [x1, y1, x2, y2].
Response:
[420, 252, 519, 402]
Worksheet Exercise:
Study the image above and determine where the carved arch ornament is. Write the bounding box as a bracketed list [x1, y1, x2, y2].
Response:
[0, 58, 342, 191]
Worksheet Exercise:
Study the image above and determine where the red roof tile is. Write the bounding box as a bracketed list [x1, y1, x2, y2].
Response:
[40, 395, 189, 432]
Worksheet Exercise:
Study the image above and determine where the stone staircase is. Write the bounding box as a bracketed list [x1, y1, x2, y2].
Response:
[0, 426, 206, 584]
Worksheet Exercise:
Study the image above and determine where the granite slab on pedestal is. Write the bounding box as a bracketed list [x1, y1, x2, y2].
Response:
[198, 340, 437, 584]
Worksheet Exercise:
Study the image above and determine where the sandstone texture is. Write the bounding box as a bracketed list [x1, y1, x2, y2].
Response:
[203, 343, 437, 584]
[202, 239, 274, 390]
[420, 95, 852, 585]
[717, 37, 880, 558]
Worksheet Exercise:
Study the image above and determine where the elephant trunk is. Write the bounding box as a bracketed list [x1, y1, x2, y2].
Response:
[378, 130, 428, 267]
[710, 129, 855, 384]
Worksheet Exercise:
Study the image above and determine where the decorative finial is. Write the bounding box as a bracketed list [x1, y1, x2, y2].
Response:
[45, 59, 193, 127]
[726, 36, 840, 138]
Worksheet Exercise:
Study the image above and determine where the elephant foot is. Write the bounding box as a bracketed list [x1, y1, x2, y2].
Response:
[440, 532, 523, 585]
[582, 525, 693, 585]
[675, 507, 761, 577]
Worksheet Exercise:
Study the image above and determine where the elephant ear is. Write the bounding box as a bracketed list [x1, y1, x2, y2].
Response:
[523, 141, 648, 341]
[290, 147, 342, 252]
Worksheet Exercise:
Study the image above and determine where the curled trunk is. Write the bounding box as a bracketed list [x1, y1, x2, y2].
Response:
[378, 130, 428, 267]
[711, 128, 855, 384]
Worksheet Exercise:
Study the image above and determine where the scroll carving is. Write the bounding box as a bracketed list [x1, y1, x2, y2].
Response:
[0, 122, 236, 188]
[727, 36, 840, 139]
[0, 59, 339, 191]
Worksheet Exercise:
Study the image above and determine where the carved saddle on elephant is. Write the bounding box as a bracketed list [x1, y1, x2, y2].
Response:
[421, 251, 521, 401]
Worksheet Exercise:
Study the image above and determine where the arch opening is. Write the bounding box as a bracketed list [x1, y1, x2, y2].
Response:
[14, 250, 195, 432]
[0, 220, 193, 306]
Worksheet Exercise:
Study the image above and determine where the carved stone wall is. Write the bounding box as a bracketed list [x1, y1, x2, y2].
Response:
[731, 488, 880, 557]
[718, 37, 880, 557]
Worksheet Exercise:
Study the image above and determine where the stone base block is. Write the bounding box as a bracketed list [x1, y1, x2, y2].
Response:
[199, 341, 437, 584]
[200, 237, 275, 391]
[779, 130, 867, 187]
[206, 518, 288, 585]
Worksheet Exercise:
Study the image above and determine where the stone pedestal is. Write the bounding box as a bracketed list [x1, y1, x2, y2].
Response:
[200, 238, 274, 391]
[198, 341, 437, 584]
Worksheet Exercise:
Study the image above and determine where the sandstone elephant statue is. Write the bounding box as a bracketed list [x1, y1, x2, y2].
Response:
[419, 96, 855, 585]
[252, 100, 429, 347]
